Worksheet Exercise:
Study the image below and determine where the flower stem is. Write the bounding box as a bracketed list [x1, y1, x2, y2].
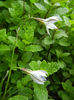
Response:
[2, 46, 15, 100]
[2, 28, 19, 100]
[0, 79, 4, 97]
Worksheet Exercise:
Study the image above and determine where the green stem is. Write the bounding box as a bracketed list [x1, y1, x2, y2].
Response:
[2, 46, 15, 100]
[0, 79, 4, 97]
[2, 28, 19, 100]
[0, 71, 9, 97]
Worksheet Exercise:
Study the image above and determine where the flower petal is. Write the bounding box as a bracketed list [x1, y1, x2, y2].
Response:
[30, 70, 47, 77]
[46, 22, 58, 29]
[39, 70, 48, 75]
[40, 75, 47, 81]
[46, 27, 50, 35]
[31, 75, 44, 84]
[45, 16, 60, 22]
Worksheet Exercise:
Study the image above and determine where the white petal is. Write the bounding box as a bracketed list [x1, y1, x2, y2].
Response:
[46, 27, 50, 35]
[31, 70, 47, 77]
[39, 70, 48, 74]
[45, 16, 60, 22]
[33, 74, 45, 81]
[46, 22, 58, 29]
[31, 75, 44, 84]
[40, 75, 47, 81]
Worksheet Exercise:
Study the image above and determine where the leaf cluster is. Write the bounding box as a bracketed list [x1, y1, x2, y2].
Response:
[0, 0, 74, 100]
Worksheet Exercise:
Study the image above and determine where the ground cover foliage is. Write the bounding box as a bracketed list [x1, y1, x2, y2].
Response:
[0, 0, 74, 100]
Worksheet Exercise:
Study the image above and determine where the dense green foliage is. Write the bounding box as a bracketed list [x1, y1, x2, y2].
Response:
[0, 0, 74, 100]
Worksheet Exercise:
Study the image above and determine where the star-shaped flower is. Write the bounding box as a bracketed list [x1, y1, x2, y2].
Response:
[33, 16, 61, 35]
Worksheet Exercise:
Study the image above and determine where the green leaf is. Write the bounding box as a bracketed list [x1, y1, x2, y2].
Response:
[23, 26, 34, 44]
[24, 2, 31, 13]
[0, 1, 9, 8]
[58, 38, 70, 46]
[44, 0, 49, 5]
[61, 80, 74, 100]
[29, 61, 40, 70]
[18, 21, 36, 44]
[30, 0, 38, 3]
[62, 52, 70, 57]
[70, 20, 74, 25]
[54, 30, 68, 39]
[43, 36, 55, 45]
[34, 3, 47, 11]
[8, 0, 23, 18]
[18, 87, 33, 99]
[69, 65, 74, 75]
[47, 62, 63, 75]
[8, 36, 25, 50]
[55, 7, 69, 15]
[17, 80, 24, 89]
[58, 61, 66, 69]
[37, 27, 45, 35]
[0, 1, 5, 7]
[25, 45, 43, 52]
[56, 49, 62, 58]
[0, 45, 10, 51]
[51, 0, 68, 3]
[8, 36, 16, 44]
[0, 29, 7, 41]
[56, 49, 70, 58]
[0, 62, 8, 72]
[58, 91, 70, 100]
[16, 39, 25, 50]
[21, 76, 31, 86]
[8, 95, 28, 100]
[70, 69, 74, 75]
[22, 52, 32, 63]
[34, 84, 48, 100]
[63, 16, 71, 27]
[62, 80, 74, 93]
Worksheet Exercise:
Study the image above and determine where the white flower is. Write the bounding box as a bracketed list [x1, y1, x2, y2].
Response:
[20, 68, 48, 84]
[33, 16, 61, 35]
[29, 70, 48, 84]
